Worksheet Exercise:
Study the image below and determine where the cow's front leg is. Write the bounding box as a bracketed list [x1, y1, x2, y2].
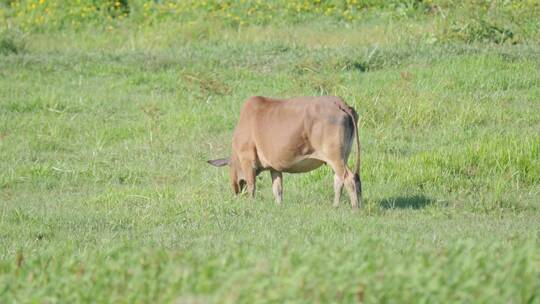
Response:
[270, 170, 283, 204]
[240, 160, 256, 198]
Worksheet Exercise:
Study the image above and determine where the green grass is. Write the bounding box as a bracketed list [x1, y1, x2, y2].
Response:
[1, 11, 540, 304]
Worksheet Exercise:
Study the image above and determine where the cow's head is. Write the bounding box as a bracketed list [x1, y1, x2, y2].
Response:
[207, 154, 246, 194]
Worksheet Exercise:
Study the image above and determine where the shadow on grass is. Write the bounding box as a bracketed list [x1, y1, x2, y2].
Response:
[379, 195, 435, 209]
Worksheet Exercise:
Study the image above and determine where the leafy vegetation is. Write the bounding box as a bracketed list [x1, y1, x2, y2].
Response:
[1, 0, 539, 303]
[1, 0, 539, 44]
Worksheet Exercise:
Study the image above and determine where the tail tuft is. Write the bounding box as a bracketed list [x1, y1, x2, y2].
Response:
[354, 173, 362, 194]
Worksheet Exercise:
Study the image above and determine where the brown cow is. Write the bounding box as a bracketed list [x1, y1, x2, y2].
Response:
[208, 96, 362, 208]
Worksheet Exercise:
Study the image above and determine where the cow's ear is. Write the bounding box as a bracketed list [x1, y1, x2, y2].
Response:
[207, 158, 229, 167]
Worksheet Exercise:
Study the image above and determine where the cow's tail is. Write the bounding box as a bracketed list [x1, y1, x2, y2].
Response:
[351, 110, 361, 177]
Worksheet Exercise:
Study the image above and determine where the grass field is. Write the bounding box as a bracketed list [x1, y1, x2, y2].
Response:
[1, 1, 540, 303]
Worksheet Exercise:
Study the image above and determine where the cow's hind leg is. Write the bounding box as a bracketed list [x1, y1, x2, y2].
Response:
[333, 174, 344, 207]
[270, 170, 283, 204]
[329, 161, 360, 209]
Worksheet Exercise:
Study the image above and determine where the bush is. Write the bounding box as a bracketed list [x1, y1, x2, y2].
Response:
[445, 18, 515, 44]
[0, 29, 26, 55]
[436, 0, 539, 44]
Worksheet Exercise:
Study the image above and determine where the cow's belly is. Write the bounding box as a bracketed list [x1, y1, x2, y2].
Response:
[281, 158, 325, 173]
